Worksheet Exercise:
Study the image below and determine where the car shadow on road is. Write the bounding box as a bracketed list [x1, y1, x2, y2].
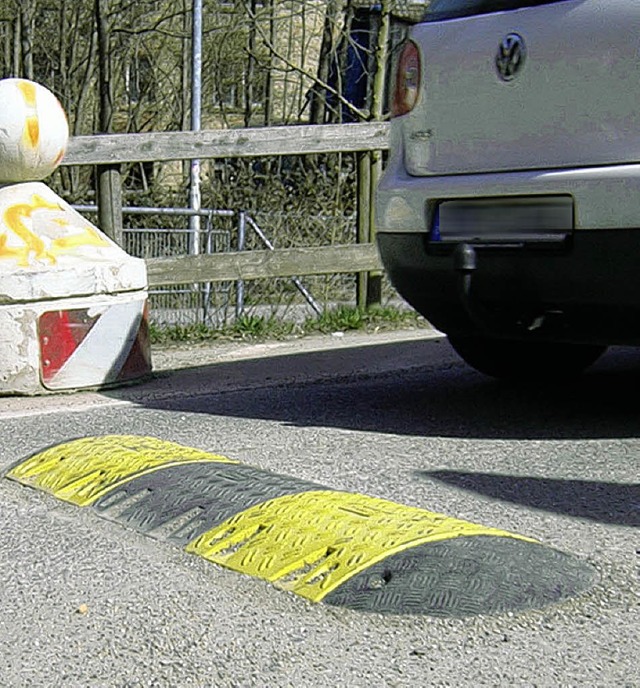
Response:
[113, 338, 640, 442]
[418, 470, 639, 527]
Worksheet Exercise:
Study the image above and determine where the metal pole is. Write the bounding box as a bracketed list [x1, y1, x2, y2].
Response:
[245, 214, 322, 315]
[203, 210, 213, 324]
[235, 211, 247, 318]
[188, 0, 202, 256]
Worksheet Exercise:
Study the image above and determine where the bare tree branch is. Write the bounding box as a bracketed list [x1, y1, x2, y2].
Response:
[246, 2, 367, 122]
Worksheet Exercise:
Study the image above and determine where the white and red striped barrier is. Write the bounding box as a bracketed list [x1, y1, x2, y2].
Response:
[0, 79, 151, 394]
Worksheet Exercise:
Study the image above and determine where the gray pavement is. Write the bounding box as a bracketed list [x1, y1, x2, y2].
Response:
[0, 329, 638, 687]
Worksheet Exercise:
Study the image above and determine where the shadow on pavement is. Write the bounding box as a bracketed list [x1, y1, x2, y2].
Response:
[108, 337, 640, 442]
[419, 470, 639, 527]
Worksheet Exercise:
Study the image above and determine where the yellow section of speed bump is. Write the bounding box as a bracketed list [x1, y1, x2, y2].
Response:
[7, 435, 236, 506]
[186, 490, 536, 602]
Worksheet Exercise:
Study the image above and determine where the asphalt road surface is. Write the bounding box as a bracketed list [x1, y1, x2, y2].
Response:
[0, 329, 638, 687]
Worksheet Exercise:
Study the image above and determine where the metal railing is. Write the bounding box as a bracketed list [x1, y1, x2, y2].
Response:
[74, 204, 324, 325]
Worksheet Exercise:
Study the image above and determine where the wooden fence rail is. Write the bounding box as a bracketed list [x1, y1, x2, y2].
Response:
[64, 122, 390, 165]
[61, 122, 390, 297]
[145, 244, 382, 287]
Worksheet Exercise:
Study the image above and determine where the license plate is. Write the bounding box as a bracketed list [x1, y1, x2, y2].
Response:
[432, 196, 573, 240]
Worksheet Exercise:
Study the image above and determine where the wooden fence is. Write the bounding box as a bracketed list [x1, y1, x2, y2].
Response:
[62, 122, 390, 304]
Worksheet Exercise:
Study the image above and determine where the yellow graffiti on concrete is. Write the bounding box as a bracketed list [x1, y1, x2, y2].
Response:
[1, 194, 111, 266]
[17, 80, 39, 149]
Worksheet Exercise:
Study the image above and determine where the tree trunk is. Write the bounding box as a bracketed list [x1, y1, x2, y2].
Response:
[95, 0, 123, 245]
[336, 0, 355, 124]
[363, 0, 391, 307]
[2, 20, 13, 78]
[95, 0, 113, 132]
[370, 0, 390, 123]
[309, 0, 341, 124]
[19, 1, 36, 80]
[263, 0, 275, 126]
[244, 0, 257, 127]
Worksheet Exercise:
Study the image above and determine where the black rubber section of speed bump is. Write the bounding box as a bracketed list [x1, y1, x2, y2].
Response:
[6, 435, 598, 617]
[93, 462, 325, 545]
[323, 536, 597, 617]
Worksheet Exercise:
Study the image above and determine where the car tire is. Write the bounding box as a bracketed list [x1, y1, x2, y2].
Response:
[447, 334, 606, 382]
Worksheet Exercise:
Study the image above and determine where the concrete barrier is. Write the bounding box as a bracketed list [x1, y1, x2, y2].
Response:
[0, 79, 151, 395]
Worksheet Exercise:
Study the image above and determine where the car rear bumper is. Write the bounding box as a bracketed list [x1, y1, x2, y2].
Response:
[376, 159, 640, 234]
[377, 229, 640, 346]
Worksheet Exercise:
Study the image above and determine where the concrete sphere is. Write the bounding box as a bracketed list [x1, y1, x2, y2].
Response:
[0, 78, 69, 183]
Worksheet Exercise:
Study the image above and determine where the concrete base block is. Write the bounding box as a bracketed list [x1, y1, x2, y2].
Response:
[0, 290, 151, 395]
[0, 180, 152, 395]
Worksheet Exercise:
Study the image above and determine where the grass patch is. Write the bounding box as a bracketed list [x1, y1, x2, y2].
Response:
[149, 305, 428, 346]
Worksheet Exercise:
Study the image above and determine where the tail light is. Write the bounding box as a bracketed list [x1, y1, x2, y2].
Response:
[392, 41, 421, 117]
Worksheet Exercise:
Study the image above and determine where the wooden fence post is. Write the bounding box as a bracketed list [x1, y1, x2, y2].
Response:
[356, 149, 383, 309]
[96, 164, 123, 245]
[366, 148, 383, 307]
[356, 151, 372, 308]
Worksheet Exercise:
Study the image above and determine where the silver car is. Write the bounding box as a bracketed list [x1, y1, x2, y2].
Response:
[376, 0, 640, 379]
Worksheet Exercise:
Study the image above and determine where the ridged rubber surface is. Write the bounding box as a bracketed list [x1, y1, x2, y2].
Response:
[93, 462, 324, 544]
[186, 490, 534, 602]
[7, 435, 235, 506]
[323, 536, 598, 616]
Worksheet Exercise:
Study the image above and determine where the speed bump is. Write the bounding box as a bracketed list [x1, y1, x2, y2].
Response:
[6, 435, 597, 617]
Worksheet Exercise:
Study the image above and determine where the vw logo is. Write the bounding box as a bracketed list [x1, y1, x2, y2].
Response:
[496, 33, 526, 81]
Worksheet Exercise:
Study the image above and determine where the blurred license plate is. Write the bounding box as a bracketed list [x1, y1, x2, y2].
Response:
[435, 196, 573, 239]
